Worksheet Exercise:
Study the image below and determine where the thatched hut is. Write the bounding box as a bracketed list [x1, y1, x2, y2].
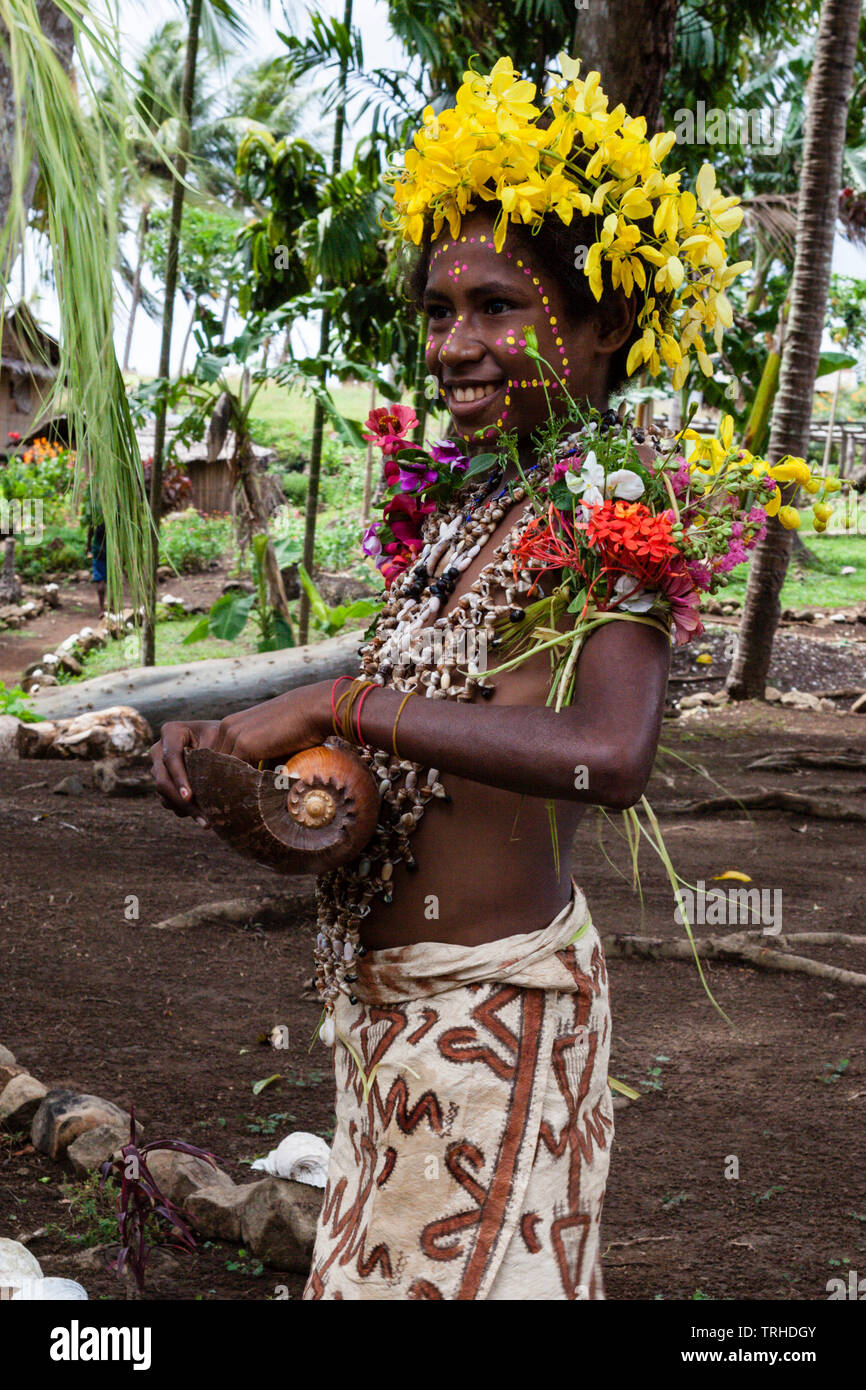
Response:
[0, 302, 62, 450]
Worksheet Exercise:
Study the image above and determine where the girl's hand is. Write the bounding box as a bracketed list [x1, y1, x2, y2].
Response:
[150, 719, 222, 816]
[209, 683, 332, 765]
[149, 683, 334, 816]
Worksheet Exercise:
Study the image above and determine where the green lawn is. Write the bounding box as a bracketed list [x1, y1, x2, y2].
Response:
[74, 615, 261, 680]
[724, 511, 865, 608]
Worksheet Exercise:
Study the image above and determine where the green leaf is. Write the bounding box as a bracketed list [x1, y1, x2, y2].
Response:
[297, 563, 331, 625]
[208, 592, 256, 641]
[816, 351, 858, 378]
[182, 617, 212, 645]
[272, 612, 296, 648]
[252, 1074, 282, 1096]
[462, 452, 500, 480]
[272, 535, 302, 568]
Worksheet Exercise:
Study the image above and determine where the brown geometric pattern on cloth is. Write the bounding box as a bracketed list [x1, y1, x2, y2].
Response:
[303, 881, 614, 1301]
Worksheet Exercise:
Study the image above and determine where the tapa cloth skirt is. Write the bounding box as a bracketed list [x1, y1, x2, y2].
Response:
[303, 879, 614, 1301]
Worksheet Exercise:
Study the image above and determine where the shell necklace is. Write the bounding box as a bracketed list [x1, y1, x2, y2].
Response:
[313, 460, 548, 1040]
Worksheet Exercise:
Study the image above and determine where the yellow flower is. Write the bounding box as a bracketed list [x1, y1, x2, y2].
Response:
[778, 505, 802, 530]
[770, 456, 811, 485]
[813, 502, 834, 523]
[385, 56, 750, 390]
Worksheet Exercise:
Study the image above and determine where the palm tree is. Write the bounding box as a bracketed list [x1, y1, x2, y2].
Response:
[1, 0, 153, 614]
[142, 0, 252, 666]
[726, 0, 863, 700]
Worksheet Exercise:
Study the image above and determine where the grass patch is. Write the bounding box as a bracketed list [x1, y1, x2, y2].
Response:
[725, 512, 865, 608]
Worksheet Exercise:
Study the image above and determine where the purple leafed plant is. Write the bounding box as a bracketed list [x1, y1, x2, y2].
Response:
[99, 1105, 219, 1292]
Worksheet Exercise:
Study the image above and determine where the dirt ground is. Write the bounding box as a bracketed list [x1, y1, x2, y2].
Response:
[1, 698, 864, 1302]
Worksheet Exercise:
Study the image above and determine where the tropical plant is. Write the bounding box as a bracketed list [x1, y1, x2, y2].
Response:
[727, 0, 863, 699]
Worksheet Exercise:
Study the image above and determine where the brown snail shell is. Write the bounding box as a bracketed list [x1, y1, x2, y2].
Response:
[183, 739, 379, 875]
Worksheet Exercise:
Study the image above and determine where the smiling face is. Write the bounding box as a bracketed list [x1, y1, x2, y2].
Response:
[422, 209, 634, 450]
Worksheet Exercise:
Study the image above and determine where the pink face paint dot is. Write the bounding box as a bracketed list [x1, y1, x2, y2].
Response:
[564, 368, 570, 376]
[496, 338, 503, 346]
[519, 338, 526, 347]
[509, 348, 518, 354]
[524, 267, 530, 275]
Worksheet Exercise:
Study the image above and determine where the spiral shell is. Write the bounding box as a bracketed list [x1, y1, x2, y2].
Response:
[183, 739, 379, 875]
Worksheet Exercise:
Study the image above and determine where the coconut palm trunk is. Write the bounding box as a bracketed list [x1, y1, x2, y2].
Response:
[297, 0, 353, 645]
[142, 0, 202, 666]
[122, 201, 150, 372]
[726, 0, 862, 700]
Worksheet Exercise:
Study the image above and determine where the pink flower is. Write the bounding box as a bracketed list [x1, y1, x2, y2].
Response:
[660, 563, 704, 645]
[362, 522, 383, 558]
[363, 404, 418, 456]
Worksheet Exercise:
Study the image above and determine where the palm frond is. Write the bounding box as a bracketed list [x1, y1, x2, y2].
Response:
[0, 0, 156, 612]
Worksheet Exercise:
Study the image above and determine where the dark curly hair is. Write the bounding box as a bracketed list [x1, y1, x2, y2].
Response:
[403, 204, 650, 396]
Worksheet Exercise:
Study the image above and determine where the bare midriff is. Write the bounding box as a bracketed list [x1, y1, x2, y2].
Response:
[359, 484, 587, 951]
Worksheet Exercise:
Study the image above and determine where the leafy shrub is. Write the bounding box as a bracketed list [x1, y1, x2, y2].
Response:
[281, 471, 308, 506]
[159, 514, 233, 572]
[142, 455, 194, 510]
[0, 681, 44, 722]
[14, 525, 87, 580]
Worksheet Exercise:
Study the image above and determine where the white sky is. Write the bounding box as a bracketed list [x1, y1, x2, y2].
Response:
[9, 2, 866, 389]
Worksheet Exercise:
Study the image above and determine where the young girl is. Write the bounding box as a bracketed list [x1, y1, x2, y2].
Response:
[151, 57, 745, 1300]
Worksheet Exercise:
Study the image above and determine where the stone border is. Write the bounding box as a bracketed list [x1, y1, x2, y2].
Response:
[0, 1042, 322, 1280]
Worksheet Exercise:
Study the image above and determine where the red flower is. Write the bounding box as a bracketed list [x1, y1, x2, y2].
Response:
[584, 500, 678, 590]
[363, 404, 418, 456]
[7, 431, 20, 442]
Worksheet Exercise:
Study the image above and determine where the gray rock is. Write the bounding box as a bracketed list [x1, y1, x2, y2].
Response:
[53, 773, 87, 796]
[0, 1044, 16, 1066]
[0, 716, 21, 760]
[0, 1063, 25, 1089]
[240, 1175, 323, 1272]
[679, 691, 717, 710]
[0, 1073, 48, 1127]
[143, 1150, 230, 1206]
[184, 1183, 250, 1242]
[31, 1090, 132, 1161]
[852, 692, 866, 714]
[67, 1121, 135, 1178]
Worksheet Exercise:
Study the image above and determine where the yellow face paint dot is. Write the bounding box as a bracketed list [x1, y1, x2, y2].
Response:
[542, 296, 549, 304]
[461, 235, 466, 242]
[521, 379, 527, 388]
[555, 337, 563, 346]
[550, 317, 557, 326]
[480, 234, 487, 242]
[532, 277, 539, 285]
[506, 335, 515, 344]
[516, 259, 523, 267]
[532, 378, 538, 387]
[562, 358, 568, 366]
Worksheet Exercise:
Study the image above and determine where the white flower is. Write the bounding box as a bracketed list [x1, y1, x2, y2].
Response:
[565, 450, 604, 506]
[605, 468, 645, 501]
[612, 574, 657, 613]
[563, 451, 645, 508]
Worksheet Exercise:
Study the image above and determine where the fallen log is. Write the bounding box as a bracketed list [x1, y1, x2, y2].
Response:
[662, 789, 866, 821]
[747, 750, 866, 772]
[602, 931, 866, 986]
[25, 631, 362, 736]
[148, 883, 317, 931]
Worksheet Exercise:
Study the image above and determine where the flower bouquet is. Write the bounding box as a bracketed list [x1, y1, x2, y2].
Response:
[359, 348, 841, 1024]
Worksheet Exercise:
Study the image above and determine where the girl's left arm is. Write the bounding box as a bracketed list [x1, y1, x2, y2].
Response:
[159, 617, 670, 812]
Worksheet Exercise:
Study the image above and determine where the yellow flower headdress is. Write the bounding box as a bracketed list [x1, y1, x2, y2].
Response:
[387, 54, 751, 391]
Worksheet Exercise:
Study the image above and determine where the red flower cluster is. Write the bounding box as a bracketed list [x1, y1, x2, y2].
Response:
[583, 500, 678, 589]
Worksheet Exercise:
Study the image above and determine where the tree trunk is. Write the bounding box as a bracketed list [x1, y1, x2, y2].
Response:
[122, 201, 150, 372]
[230, 429, 292, 623]
[142, 0, 202, 667]
[0, 534, 21, 603]
[0, 2, 75, 238]
[177, 296, 198, 376]
[572, 0, 679, 133]
[727, 0, 861, 701]
[298, 0, 353, 645]
[361, 379, 376, 524]
[26, 630, 362, 734]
